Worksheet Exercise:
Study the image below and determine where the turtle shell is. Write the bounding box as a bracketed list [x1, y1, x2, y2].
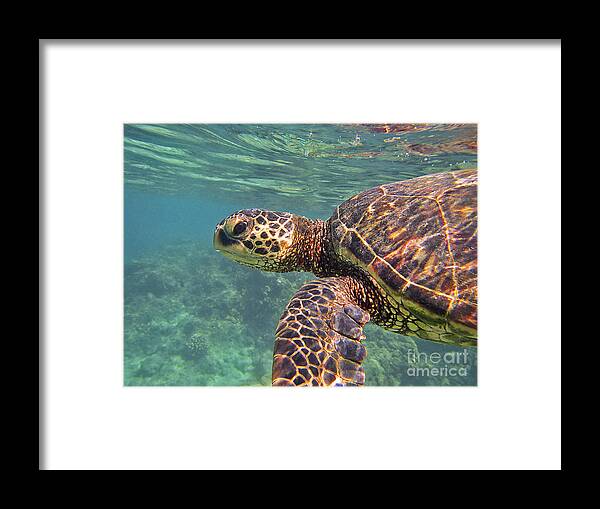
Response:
[330, 169, 477, 337]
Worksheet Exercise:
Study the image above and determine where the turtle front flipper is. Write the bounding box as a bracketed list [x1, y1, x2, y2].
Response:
[272, 277, 370, 386]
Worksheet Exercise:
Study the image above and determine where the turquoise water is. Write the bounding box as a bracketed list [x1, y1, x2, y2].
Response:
[124, 123, 478, 386]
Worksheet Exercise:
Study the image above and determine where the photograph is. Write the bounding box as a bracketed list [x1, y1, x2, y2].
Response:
[124, 123, 478, 386]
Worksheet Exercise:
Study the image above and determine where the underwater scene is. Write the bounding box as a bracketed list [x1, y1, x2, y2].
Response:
[124, 124, 478, 386]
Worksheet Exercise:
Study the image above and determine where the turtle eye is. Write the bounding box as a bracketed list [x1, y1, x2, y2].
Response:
[232, 221, 249, 237]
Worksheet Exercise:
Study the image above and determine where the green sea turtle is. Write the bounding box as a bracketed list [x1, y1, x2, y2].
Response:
[214, 169, 477, 386]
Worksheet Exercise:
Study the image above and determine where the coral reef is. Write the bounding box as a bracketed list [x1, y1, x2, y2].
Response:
[124, 240, 477, 386]
[184, 331, 210, 359]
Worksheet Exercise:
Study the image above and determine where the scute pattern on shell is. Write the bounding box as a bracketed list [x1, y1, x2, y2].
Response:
[331, 169, 477, 332]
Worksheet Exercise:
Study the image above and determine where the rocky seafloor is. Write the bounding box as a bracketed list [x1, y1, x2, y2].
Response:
[124, 240, 477, 386]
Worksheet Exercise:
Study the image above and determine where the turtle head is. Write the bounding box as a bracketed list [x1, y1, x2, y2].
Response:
[213, 209, 301, 272]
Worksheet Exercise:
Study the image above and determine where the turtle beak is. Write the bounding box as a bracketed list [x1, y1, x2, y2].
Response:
[213, 225, 234, 251]
[214, 222, 247, 259]
[213, 221, 224, 251]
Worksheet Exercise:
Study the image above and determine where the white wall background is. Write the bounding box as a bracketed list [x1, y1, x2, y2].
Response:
[41, 41, 561, 470]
